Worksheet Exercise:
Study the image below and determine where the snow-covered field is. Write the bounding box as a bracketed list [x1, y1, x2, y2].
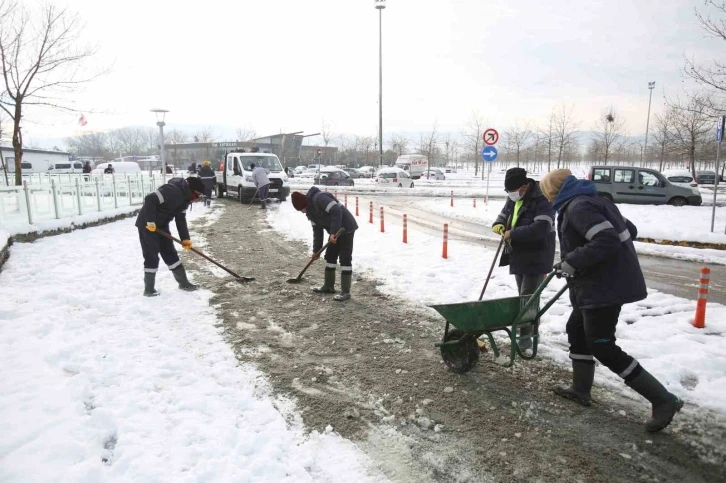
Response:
[267, 201, 726, 414]
[0, 205, 384, 482]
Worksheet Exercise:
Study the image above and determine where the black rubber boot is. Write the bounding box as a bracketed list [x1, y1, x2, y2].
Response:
[260, 200, 267, 209]
[626, 369, 683, 432]
[333, 272, 352, 302]
[143, 272, 160, 297]
[553, 361, 595, 407]
[313, 268, 336, 294]
[171, 265, 199, 291]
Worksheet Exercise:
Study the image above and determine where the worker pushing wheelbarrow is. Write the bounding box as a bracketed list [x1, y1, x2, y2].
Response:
[432, 271, 568, 373]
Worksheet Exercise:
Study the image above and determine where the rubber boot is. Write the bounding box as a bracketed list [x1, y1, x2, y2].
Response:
[518, 325, 533, 351]
[625, 369, 683, 432]
[171, 265, 199, 291]
[333, 272, 352, 301]
[313, 268, 336, 294]
[260, 199, 267, 209]
[553, 361, 595, 407]
[143, 272, 160, 297]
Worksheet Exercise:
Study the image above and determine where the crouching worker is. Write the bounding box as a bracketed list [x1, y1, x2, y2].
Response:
[198, 160, 216, 207]
[491, 167, 556, 351]
[291, 188, 358, 301]
[135, 176, 205, 297]
[540, 169, 682, 432]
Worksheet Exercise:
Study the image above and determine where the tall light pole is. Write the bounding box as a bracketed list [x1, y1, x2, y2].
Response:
[375, 0, 386, 168]
[643, 81, 655, 165]
[151, 109, 168, 170]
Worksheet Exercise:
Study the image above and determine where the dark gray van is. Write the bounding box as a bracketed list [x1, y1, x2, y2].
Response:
[589, 166, 702, 206]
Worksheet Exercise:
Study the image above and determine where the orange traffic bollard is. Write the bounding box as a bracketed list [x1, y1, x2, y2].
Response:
[344, 193, 348, 208]
[403, 214, 408, 244]
[355, 196, 359, 216]
[693, 267, 710, 328]
[442, 223, 449, 259]
[450, 190, 454, 207]
[369, 201, 373, 224]
[380, 206, 385, 233]
[473, 198, 477, 208]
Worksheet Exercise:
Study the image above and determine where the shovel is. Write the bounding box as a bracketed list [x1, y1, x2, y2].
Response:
[156, 229, 255, 283]
[478, 235, 505, 301]
[287, 228, 345, 284]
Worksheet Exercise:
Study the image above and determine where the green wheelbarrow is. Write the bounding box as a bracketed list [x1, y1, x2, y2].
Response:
[431, 272, 569, 374]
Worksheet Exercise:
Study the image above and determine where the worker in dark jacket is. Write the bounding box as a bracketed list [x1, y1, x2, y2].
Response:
[492, 168, 556, 351]
[104, 164, 114, 174]
[291, 187, 358, 301]
[540, 169, 682, 432]
[198, 160, 216, 207]
[135, 176, 205, 297]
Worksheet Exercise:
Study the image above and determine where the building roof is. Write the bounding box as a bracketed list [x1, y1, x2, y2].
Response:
[0, 146, 70, 156]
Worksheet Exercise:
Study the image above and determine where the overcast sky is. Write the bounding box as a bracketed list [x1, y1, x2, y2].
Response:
[17, 0, 724, 146]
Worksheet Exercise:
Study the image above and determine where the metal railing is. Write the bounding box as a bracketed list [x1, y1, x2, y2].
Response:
[0, 173, 180, 227]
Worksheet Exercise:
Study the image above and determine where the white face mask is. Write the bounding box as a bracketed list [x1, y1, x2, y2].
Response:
[508, 191, 523, 202]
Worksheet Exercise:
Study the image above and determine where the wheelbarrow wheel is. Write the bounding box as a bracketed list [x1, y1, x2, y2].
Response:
[441, 329, 479, 374]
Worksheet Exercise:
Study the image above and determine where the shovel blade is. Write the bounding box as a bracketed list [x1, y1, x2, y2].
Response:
[287, 277, 304, 284]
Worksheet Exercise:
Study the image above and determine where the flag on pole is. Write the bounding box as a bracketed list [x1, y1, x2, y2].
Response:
[78, 114, 87, 127]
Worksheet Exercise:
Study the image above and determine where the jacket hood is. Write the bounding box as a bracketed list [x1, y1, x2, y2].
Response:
[553, 176, 597, 212]
[169, 177, 192, 199]
[306, 186, 321, 198]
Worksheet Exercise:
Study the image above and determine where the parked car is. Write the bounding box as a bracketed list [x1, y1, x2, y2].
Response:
[662, 170, 699, 189]
[421, 168, 445, 180]
[4, 161, 33, 175]
[444, 165, 457, 173]
[314, 167, 354, 186]
[48, 160, 85, 174]
[589, 166, 701, 206]
[344, 168, 365, 179]
[696, 170, 725, 185]
[395, 154, 428, 179]
[357, 166, 377, 178]
[375, 167, 414, 188]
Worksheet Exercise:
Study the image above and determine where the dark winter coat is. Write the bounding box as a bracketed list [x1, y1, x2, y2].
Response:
[104, 167, 114, 174]
[305, 186, 359, 252]
[553, 176, 647, 310]
[198, 166, 216, 192]
[494, 180, 556, 275]
[135, 177, 192, 240]
[82, 164, 92, 174]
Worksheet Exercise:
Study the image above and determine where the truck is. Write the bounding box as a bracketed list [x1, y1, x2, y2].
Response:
[588, 165, 701, 206]
[215, 151, 291, 203]
[394, 154, 428, 179]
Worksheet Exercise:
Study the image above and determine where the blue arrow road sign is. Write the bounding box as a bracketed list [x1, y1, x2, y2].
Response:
[481, 146, 498, 162]
[717, 115, 725, 143]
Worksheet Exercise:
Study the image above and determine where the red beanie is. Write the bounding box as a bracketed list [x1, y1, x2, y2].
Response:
[291, 191, 308, 211]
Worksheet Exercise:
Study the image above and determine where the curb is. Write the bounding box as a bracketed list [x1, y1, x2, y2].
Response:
[0, 209, 141, 272]
[636, 237, 726, 251]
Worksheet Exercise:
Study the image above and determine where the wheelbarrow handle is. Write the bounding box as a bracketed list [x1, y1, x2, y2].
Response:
[512, 271, 568, 326]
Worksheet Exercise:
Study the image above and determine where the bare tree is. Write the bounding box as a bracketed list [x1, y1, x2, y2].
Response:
[685, 1, 726, 94]
[418, 121, 439, 166]
[462, 112, 485, 176]
[113, 127, 146, 155]
[668, 92, 715, 179]
[651, 110, 674, 171]
[194, 126, 215, 143]
[320, 120, 333, 163]
[356, 135, 375, 166]
[389, 134, 409, 156]
[65, 130, 108, 159]
[538, 112, 556, 171]
[0, 2, 99, 185]
[166, 129, 189, 145]
[235, 126, 256, 141]
[592, 107, 626, 164]
[552, 104, 580, 169]
[502, 120, 532, 167]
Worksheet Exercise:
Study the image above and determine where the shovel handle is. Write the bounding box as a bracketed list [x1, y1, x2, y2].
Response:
[155, 228, 248, 280]
[479, 236, 505, 301]
[293, 228, 345, 280]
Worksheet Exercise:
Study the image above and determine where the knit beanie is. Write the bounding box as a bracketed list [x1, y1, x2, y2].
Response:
[539, 169, 573, 202]
[504, 168, 528, 191]
[186, 176, 204, 193]
[291, 191, 308, 211]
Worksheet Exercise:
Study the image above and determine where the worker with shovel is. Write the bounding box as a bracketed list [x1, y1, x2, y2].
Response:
[251, 163, 270, 209]
[135, 176, 205, 297]
[291, 188, 358, 301]
[491, 168, 556, 351]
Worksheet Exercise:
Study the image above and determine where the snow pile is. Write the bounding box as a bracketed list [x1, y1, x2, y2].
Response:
[1, 205, 140, 238]
[267, 201, 726, 413]
[0, 204, 384, 482]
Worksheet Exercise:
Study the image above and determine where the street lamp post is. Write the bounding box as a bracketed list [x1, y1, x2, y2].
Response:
[644, 81, 655, 166]
[375, 0, 386, 169]
[151, 109, 168, 171]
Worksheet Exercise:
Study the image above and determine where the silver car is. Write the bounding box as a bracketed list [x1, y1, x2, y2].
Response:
[589, 166, 702, 206]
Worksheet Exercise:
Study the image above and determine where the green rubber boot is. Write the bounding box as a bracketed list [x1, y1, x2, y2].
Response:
[171, 265, 199, 291]
[553, 361, 595, 407]
[626, 369, 683, 432]
[313, 267, 336, 294]
[333, 272, 352, 302]
[143, 272, 160, 297]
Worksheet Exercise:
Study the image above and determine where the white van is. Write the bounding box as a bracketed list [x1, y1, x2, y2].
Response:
[91, 161, 142, 175]
[216, 152, 291, 202]
[48, 160, 84, 174]
[395, 154, 428, 179]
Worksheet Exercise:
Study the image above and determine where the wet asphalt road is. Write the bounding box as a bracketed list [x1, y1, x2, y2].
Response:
[358, 193, 726, 305]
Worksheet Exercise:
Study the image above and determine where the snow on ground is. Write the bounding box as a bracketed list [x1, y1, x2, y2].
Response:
[267, 201, 726, 414]
[0, 204, 384, 482]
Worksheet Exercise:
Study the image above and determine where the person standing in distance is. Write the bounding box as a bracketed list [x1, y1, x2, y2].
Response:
[291, 188, 358, 301]
[540, 169, 682, 432]
[198, 160, 216, 207]
[135, 176, 205, 297]
[491, 167, 556, 351]
[250, 163, 270, 209]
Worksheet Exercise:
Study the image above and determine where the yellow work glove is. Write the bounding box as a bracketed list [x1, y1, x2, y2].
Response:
[492, 224, 505, 236]
[146, 222, 157, 232]
[182, 239, 193, 250]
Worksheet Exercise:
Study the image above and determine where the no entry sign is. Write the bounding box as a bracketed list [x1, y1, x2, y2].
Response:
[483, 128, 499, 146]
